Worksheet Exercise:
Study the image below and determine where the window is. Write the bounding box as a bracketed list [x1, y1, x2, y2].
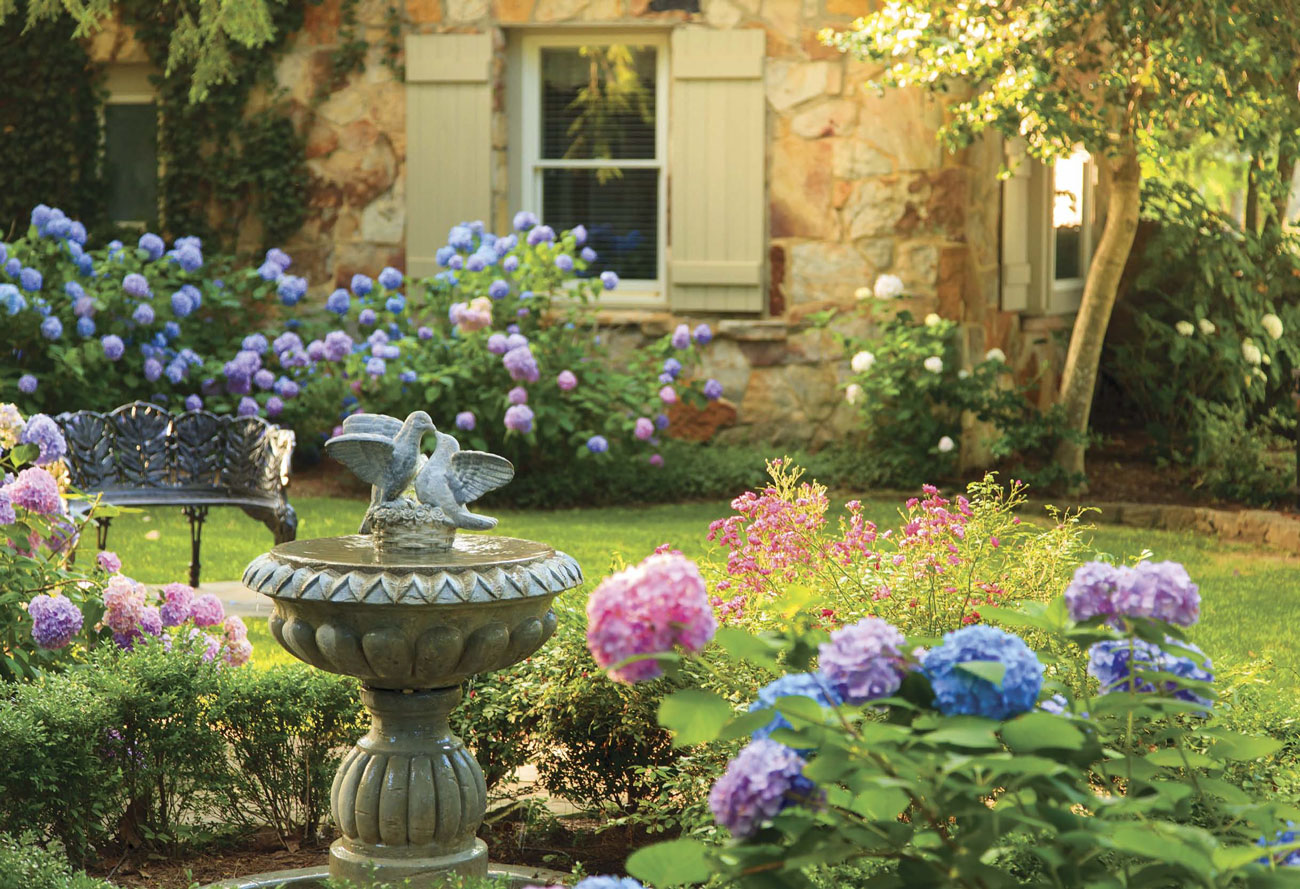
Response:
[103, 65, 159, 226]
[521, 34, 668, 302]
[1000, 140, 1097, 315]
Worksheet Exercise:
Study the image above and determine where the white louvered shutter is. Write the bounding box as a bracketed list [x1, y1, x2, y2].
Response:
[668, 28, 766, 313]
[405, 34, 493, 277]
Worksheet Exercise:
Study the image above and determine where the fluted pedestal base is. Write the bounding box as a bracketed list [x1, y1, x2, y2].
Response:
[329, 687, 488, 886]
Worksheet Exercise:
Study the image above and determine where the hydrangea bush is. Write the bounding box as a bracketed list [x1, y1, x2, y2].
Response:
[585, 550, 1300, 889]
[2, 205, 720, 470]
[0, 403, 249, 680]
[838, 277, 1084, 488]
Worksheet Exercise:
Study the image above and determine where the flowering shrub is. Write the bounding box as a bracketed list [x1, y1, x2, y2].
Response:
[705, 460, 1093, 636]
[2, 204, 720, 472]
[838, 278, 1082, 487]
[585, 553, 1300, 889]
[0, 402, 248, 680]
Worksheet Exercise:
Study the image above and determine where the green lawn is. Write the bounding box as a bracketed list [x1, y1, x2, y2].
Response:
[106, 495, 1300, 688]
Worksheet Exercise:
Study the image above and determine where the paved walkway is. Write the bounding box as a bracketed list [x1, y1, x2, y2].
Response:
[189, 580, 271, 619]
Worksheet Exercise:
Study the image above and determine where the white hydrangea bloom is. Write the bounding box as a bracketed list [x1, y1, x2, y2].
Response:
[1175, 321, 1195, 337]
[1198, 318, 1216, 335]
[850, 350, 876, 373]
[1242, 339, 1263, 365]
[984, 348, 1006, 363]
[937, 436, 955, 453]
[957, 369, 971, 379]
[923, 355, 944, 374]
[873, 274, 905, 300]
[854, 286, 872, 301]
[845, 383, 864, 405]
[1262, 313, 1284, 340]
[924, 312, 941, 327]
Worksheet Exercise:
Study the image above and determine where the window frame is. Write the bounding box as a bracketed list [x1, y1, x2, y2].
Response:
[519, 31, 670, 307]
[102, 63, 162, 229]
[1047, 149, 1096, 310]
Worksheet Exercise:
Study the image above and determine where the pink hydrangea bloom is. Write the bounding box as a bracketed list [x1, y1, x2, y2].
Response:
[658, 385, 677, 404]
[190, 592, 225, 627]
[634, 417, 653, 440]
[160, 583, 195, 627]
[556, 370, 577, 391]
[96, 550, 122, 574]
[223, 638, 253, 667]
[103, 575, 146, 634]
[8, 467, 62, 515]
[223, 615, 248, 642]
[586, 553, 716, 683]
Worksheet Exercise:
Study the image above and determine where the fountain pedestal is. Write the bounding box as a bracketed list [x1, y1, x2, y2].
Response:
[241, 532, 582, 887]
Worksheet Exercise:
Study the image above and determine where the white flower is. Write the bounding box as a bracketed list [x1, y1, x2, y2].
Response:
[958, 369, 970, 379]
[1242, 339, 1263, 365]
[1263, 353, 1272, 365]
[1262, 313, 1284, 340]
[1255, 366, 1268, 380]
[850, 350, 876, 373]
[924, 312, 941, 327]
[923, 355, 944, 374]
[984, 348, 1006, 363]
[1175, 321, 1195, 337]
[873, 274, 905, 300]
[854, 286, 872, 301]
[1198, 318, 1216, 335]
[937, 435, 955, 453]
[845, 383, 864, 405]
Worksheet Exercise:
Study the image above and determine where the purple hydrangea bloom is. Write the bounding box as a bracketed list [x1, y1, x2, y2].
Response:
[123, 273, 150, 298]
[922, 625, 1043, 720]
[671, 324, 691, 349]
[237, 397, 259, 417]
[324, 331, 353, 362]
[418, 326, 433, 340]
[466, 255, 486, 273]
[253, 369, 275, 390]
[8, 467, 62, 515]
[503, 346, 540, 383]
[351, 274, 373, 297]
[580, 246, 597, 263]
[455, 411, 476, 431]
[573, 879, 643, 889]
[512, 211, 538, 232]
[306, 340, 326, 361]
[398, 370, 417, 384]
[488, 279, 510, 299]
[655, 413, 670, 430]
[435, 246, 455, 267]
[526, 225, 555, 246]
[364, 357, 385, 377]
[570, 224, 587, 245]
[144, 358, 163, 382]
[503, 255, 519, 273]
[17, 374, 37, 394]
[266, 247, 292, 272]
[359, 308, 377, 327]
[506, 333, 528, 351]
[504, 404, 534, 433]
[703, 378, 724, 400]
[1087, 637, 1213, 706]
[132, 303, 155, 325]
[378, 267, 403, 290]
[28, 594, 84, 649]
[40, 316, 62, 340]
[185, 395, 203, 411]
[138, 232, 165, 260]
[102, 335, 125, 361]
[449, 224, 475, 249]
[165, 361, 186, 384]
[662, 357, 682, 379]
[0, 488, 13, 525]
[817, 617, 906, 704]
[277, 276, 307, 306]
[1064, 561, 1120, 622]
[709, 739, 816, 839]
[257, 261, 281, 281]
[20, 268, 42, 292]
[1112, 561, 1200, 627]
[273, 331, 303, 355]
[749, 673, 842, 745]
[275, 379, 301, 399]
[694, 323, 713, 345]
[265, 396, 284, 418]
[160, 583, 194, 626]
[555, 254, 574, 272]
[96, 551, 122, 573]
[507, 386, 528, 405]
[448, 255, 464, 271]
[587, 435, 608, 453]
[326, 289, 350, 314]
[600, 271, 619, 291]
[138, 605, 163, 637]
[557, 370, 577, 391]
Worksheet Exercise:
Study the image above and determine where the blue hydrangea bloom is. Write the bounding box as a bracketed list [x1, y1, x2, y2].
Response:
[65, 281, 85, 301]
[144, 358, 163, 382]
[0, 243, 6, 265]
[138, 232, 165, 260]
[418, 326, 433, 340]
[448, 254, 464, 271]
[655, 413, 670, 430]
[40, 316, 62, 340]
[77, 254, 95, 276]
[527, 224, 555, 246]
[166, 362, 186, 384]
[448, 225, 475, 250]
[366, 357, 386, 376]
[351, 274, 373, 297]
[694, 323, 713, 346]
[19, 268, 42, 292]
[399, 370, 417, 383]
[555, 253, 574, 272]
[326, 289, 350, 314]
[662, 357, 682, 379]
[1257, 823, 1300, 867]
[132, 304, 155, 326]
[573, 878, 643, 889]
[488, 279, 509, 299]
[1087, 637, 1213, 706]
[171, 290, 194, 318]
[601, 271, 619, 291]
[265, 247, 291, 272]
[385, 295, 405, 314]
[68, 222, 87, 245]
[378, 266, 403, 290]
[278, 276, 307, 306]
[512, 211, 538, 232]
[587, 435, 609, 453]
[466, 255, 486, 273]
[502, 255, 519, 273]
[102, 335, 125, 361]
[17, 374, 37, 394]
[704, 378, 724, 400]
[922, 625, 1044, 720]
[181, 284, 202, 310]
[0, 283, 24, 315]
[257, 261, 281, 281]
[359, 308, 377, 327]
[76, 316, 95, 337]
[243, 334, 269, 354]
[749, 673, 842, 745]
[164, 321, 181, 340]
[3, 258, 19, 277]
[185, 395, 203, 411]
[173, 244, 203, 272]
[30, 204, 52, 230]
[123, 273, 150, 298]
[435, 246, 456, 267]
[580, 246, 598, 263]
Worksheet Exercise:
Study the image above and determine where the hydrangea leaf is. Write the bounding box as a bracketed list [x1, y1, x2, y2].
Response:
[657, 688, 733, 747]
[626, 837, 713, 887]
[955, 660, 1007, 687]
[1209, 730, 1283, 761]
[922, 716, 1000, 748]
[713, 626, 782, 671]
[999, 712, 1085, 752]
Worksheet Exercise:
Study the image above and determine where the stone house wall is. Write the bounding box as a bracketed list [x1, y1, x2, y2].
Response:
[86, 0, 1066, 451]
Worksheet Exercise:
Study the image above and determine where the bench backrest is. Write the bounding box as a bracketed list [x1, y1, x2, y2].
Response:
[56, 402, 294, 498]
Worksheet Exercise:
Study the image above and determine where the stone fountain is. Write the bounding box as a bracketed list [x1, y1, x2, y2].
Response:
[216, 411, 582, 888]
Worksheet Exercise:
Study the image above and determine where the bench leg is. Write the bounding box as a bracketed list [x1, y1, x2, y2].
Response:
[183, 506, 209, 588]
[96, 517, 112, 552]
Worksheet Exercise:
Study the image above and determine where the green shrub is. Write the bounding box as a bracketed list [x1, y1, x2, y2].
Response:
[0, 834, 115, 889]
[212, 665, 365, 845]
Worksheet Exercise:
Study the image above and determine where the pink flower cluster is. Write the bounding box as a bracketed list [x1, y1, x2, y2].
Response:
[707, 482, 834, 597]
[222, 615, 252, 666]
[6, 466, 62, 516]
[586, 552, 717, 683]
[894, 485, 974, 577]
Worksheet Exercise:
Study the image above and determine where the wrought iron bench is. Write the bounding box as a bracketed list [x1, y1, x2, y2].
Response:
[55, 401, 298, 586]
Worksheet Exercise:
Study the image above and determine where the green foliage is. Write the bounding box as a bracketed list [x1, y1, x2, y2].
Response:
[0, 6, 105, 241]
[211, 665, 365, 845]
[0, 833, 115, 889]
[1108, 181, 1300, 503]
[838, 302, 1084, 489]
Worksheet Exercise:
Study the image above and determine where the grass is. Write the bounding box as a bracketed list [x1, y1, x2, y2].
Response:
[105, 494, 1300, 688]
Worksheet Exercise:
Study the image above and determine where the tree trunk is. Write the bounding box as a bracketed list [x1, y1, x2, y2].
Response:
[1273, 148, 1295, 229]
[1245, 154, 1261, 233]
[1052, 147, 1143, 485]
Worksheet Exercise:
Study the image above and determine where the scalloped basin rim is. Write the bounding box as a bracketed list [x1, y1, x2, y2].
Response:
[265, 534, 555, 572]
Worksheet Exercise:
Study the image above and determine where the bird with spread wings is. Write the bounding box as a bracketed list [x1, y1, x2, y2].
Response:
[325, 411, 514, 533]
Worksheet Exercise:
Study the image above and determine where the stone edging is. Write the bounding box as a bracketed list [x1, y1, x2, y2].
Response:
[1022, 498, 1300, 552]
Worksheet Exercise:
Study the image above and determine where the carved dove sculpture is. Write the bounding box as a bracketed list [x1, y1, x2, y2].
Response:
[324, 411, 435, 533]
[413, 429, 514, 531]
